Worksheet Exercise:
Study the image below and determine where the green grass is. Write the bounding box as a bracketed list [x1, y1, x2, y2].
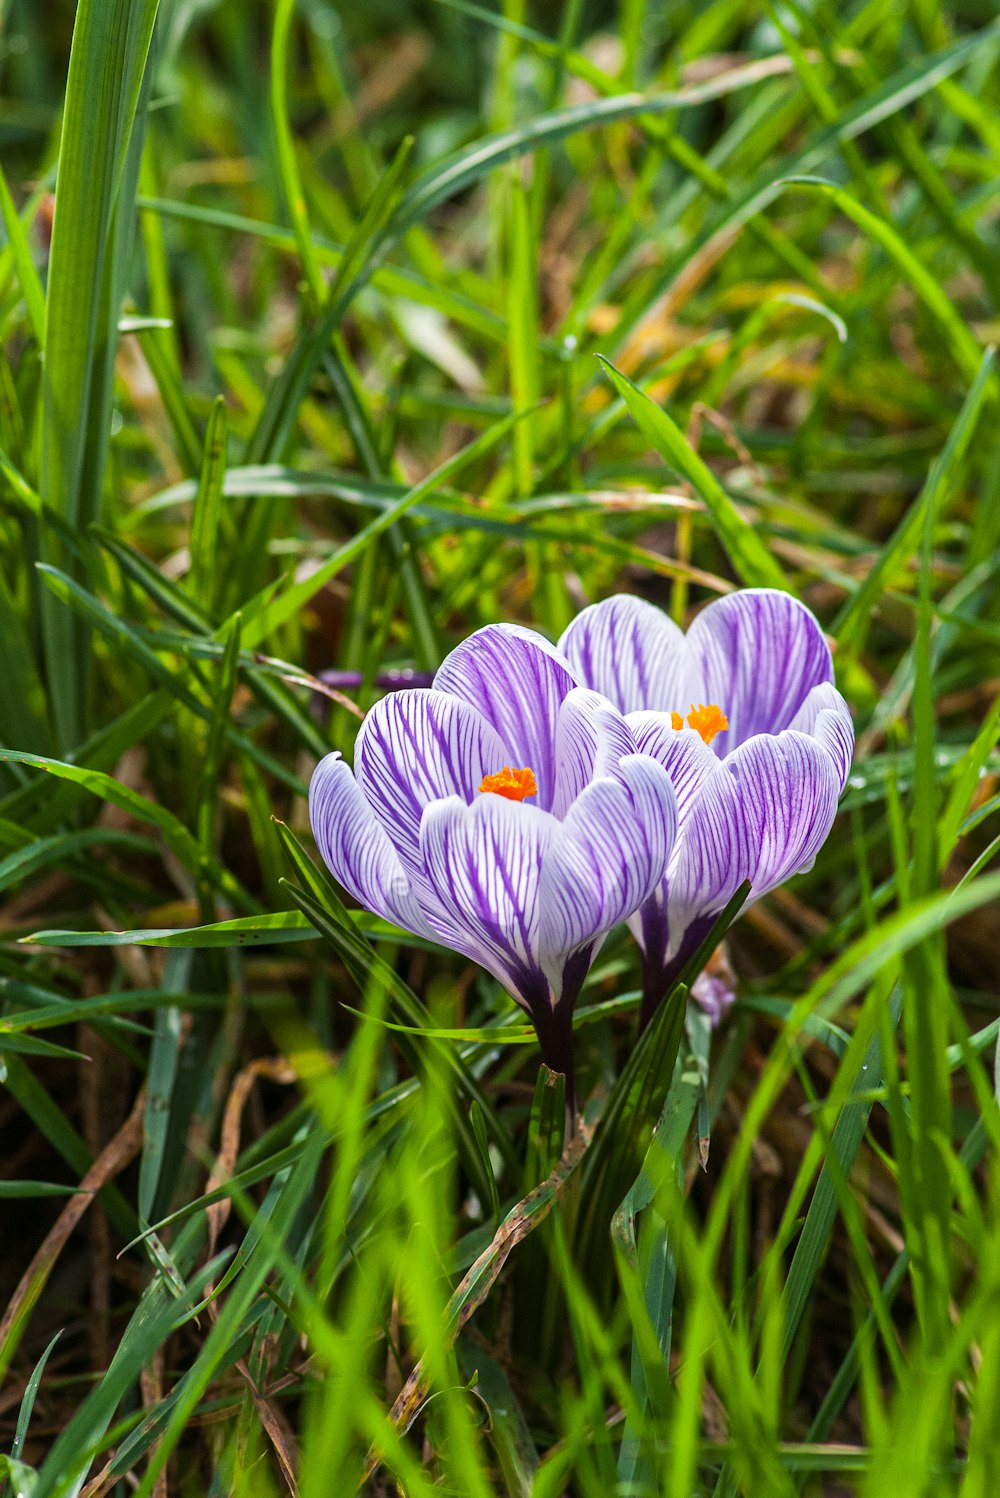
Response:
[1, 0, 1000, 1492]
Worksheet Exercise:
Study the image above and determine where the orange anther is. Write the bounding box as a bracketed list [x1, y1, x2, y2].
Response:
[685, 703, 728, 745]
[479, 766, 538, 802]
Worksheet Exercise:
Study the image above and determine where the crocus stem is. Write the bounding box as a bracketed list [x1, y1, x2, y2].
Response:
[638, 965, 666, 1035]
[532, 1003, 576, 1121]
[638, 918, 715, 1033]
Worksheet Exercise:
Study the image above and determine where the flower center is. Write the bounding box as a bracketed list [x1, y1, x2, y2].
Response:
[671, 703, 728, 745]
[479, 766, 538, 802]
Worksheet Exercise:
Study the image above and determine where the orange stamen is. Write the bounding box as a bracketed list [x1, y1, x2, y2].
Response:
[670, 703, 729, 745]
[479, 765, 538, 802]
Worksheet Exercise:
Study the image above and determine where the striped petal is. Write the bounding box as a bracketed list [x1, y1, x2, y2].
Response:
[626, 712, 719, 825]
[418, 792, 557, 1013]
[308, 753, 430, 935]
[433, 624, 580, 812]
[538, 754, 677, 993]
[558, 594, 693, 715]
[787, 681, 855, 792]
[667, 729, 842, 955]
[354, 688, 507, 876]
[552, 687, 639, 818]
[686, 589, 835, 753]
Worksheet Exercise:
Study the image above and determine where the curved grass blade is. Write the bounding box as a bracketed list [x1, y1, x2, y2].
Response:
[781, 177, 986, 384]
[247, 133, 414, 464]
[8, 1331, 61, 1474]
[360, 1104, 598, 1486]
[239, 397, 538, 650]
[0, 747, 252, 913]
[576, 882, 750, 1274]
[341, 1006, 536, 1045]
[34, 564, 305, 797]
[21, 910, 317, 948]
[0, 828, 157, 897]
[137, 951, 190, 1224]
[596, 357, 787, 589]
[833, 347, 995, 654]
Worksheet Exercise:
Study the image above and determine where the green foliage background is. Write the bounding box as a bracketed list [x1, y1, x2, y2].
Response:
[1, 0, 999, 1492]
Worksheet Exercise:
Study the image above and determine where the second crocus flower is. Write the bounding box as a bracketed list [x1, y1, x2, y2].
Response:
[559, 589, 854, 1027]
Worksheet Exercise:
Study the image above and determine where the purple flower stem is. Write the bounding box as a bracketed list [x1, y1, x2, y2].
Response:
[638, 915, 716, 1033]
[530, 998, 577, 1120]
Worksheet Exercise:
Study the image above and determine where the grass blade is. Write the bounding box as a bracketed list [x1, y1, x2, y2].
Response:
[597, 357, 787, 589]
[39, 0, 160, 749]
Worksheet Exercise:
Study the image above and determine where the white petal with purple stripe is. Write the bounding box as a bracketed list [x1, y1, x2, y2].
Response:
[686, 589, 835, 752]
[433, 623, 580, 811]
[538, 755, 678, 991]
[551, 687, 639, 818]
[667, 729, 842, 956]
[418, 792, 557, 1009]
[354, 688, 507, 876]
[558, 594, 694, 715]
[787, 681, 855, 792]
[626, 713, 718, 824]
[308, 753, 431, 936]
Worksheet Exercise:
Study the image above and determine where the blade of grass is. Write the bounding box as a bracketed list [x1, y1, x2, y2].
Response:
[832, 347, 995, 654]
[596, 356, 787, 588]
[39, 0, 161, 749]
[780, 176, 986, 384]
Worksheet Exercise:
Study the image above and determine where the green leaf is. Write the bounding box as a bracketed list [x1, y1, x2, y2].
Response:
[522, 1065, 567, 1194]
[0, 827, 157, 897]
[0, 161, 45, 344]
[39, 0, 161, 749]
[833, 348, 996, 654]
[0, 1183, 90, 1199]
[138, 952, 190, 1224]
[781, 986, 904, 1360]
[0, 565, 51, 755]
[21, 909, 317, 948]
[614, 1020, 709, 1489]
[0, 747, 248, 911]
[9, 1331, 61, 1465]
[238, 398, 538, 651]
[188, 396, 229, 615]
[780, 176, 986, 385]
[247, 133, 415, 465]
[0, 1456, 38, 1496]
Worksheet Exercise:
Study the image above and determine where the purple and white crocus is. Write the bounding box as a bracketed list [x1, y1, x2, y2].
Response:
[559, 589, 854, 1027]
[308, 624, 679, 1083]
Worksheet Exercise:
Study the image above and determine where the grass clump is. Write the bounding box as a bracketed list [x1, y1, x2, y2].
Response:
[1, 1, 1000, 1493]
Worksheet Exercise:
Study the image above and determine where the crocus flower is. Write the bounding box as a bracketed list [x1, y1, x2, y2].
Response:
[309, 624, 679, 1085]
[559, 589, 853, 1027]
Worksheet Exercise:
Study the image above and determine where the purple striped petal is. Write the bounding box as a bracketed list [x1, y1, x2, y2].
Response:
[686, 589, 835, 752]
[308, 753, 430, 935]
[433, 624, 580, 812]
[552, 687, 638, 818]
[787, 682, 854, 792]
[354, 689, 507, 876]
[626, 713, 719, 824]
[667, 729, 842, 955]
[418, 792, 557, 1012]
[538, 755, 677, 992]
[558, 594, 694, 715]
